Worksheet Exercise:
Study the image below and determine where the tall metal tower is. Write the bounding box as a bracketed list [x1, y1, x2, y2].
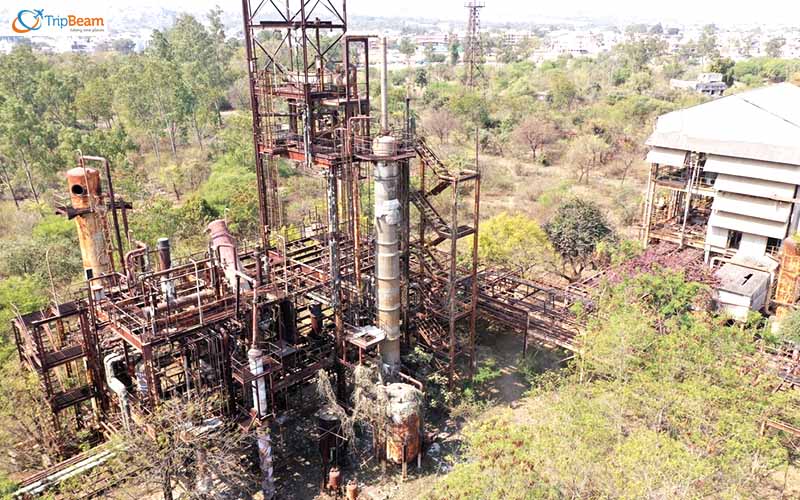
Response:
[464, 1, 485, 88]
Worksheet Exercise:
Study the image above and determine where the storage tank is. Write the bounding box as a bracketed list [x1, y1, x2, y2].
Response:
[385, 383, 421, 464]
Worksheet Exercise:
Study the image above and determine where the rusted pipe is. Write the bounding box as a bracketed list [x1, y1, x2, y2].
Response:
[156, 238, 171, 271]
[124, 240, 148, 284]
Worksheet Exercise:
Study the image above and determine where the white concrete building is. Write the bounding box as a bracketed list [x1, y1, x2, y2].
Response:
[641, 83, 800, 318]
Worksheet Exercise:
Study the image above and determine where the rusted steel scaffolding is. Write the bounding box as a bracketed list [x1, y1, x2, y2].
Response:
[5, 1, 606, 494]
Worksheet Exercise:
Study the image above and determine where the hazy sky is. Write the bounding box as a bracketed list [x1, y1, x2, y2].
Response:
[10, 0, 800, 26]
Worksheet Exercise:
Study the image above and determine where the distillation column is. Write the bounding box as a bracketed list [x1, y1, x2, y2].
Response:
[374, 136, 401, 370]
[66, 167, 111, 280]
[374, 36, 402, 371]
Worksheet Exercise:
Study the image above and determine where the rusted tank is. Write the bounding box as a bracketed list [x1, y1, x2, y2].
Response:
[346, 480, 359, 500]
[66, 167, 111, 280]
[309, 301, 323, 335]
[385, 383, 421, 464]
[327, 467, 341, 491]
[208, 219, 250, 290]
[776, 236, 800, 304]
[318, 405, 344, 466]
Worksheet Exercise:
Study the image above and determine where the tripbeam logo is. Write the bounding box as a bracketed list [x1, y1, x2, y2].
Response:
[9, 8, 106, 35]
[11, 9, 43, 33]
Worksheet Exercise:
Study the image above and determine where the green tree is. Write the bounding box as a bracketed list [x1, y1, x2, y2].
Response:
[616, 35, 667, 72]
[0, 46, 69, 202]
[548, 71, 578, 110]
[449, 38, 460, 65]
[478, 213, 551, 269]
[708, 56, 735, 86]
[766, 37, 786, 58]
[429, 269, 798, 499]
[544, 199, 613, 281]
[415, 68, 428, 87]
[399, 37, 416, 63]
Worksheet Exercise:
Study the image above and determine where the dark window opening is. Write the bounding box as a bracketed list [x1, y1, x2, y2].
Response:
[767, 237, 782, 255]
[727, 230, 742, 250]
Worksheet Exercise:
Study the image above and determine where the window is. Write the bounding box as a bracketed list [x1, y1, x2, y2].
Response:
[727, 230, 742, 250]
[767, 237, 782, 256]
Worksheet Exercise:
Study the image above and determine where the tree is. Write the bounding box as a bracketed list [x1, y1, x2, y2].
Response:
[76, 76, 115, 127]
[614, 134, 644, 186]
[696, 24, 719, 61]
[423, 45, 446, 64]
[112, 38, 136, 54]
[429, 269, 799, 499]
[766, 37, 786, 58]
[415, 68, 428, 87]
[616, 35, 667, 72]
[543, 199, 613, 282]
[449, 38, 460, 65]
[512, 115, 558, 160]
[111, 398, 256, 500]
[478, 213, 551, 269]
[421, 108, 458, 144]
[0, 46, 70, 202]
[399, 37, 416, 64]
[626, 70, 654, 94]
[548, 71, 577, 110]
[708, 56, 735, 86]
[565, 134, 610, 184]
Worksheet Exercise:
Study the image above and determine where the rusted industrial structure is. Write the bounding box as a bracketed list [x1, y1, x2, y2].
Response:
[8, 1, 587, 496]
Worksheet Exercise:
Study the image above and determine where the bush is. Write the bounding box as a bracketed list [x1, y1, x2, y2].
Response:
[428, 269, 799, 499]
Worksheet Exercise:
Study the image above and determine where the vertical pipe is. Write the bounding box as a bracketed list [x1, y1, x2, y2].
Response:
[380, 37, 389, 132]
[680, 155, 698, 248]
[249, 348, 268, 417]
[447, 179, 459, 386]
[467, 175, 480, 377]
[156, 238, 171, 271]
[258, 426, 276, 499]
[67, 167, 111, 280]
[327, 163, 346, 397]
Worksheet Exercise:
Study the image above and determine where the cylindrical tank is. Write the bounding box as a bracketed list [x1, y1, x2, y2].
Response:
[309, 301, 323, 335]
[373, 136, 401, 370]
[346, 480, 359, 500]
[208, 219, 250, 290]
[156, 237, 172, 271]
[385, 383, 421, 464]
[66, 167, 111, 280]
[249, 348, 268, 417]
[317, 405, 344, 466]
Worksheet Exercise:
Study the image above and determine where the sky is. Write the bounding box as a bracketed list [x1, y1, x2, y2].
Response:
[5, 0, 800, 26]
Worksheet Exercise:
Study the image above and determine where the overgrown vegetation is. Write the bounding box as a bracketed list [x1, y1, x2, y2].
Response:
[1, 10, 800, 495]
[428, 270, 800, 498]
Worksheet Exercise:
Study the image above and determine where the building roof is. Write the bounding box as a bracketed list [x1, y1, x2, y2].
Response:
[714, 263, 771, 297]
[646, 83, 800, 166]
